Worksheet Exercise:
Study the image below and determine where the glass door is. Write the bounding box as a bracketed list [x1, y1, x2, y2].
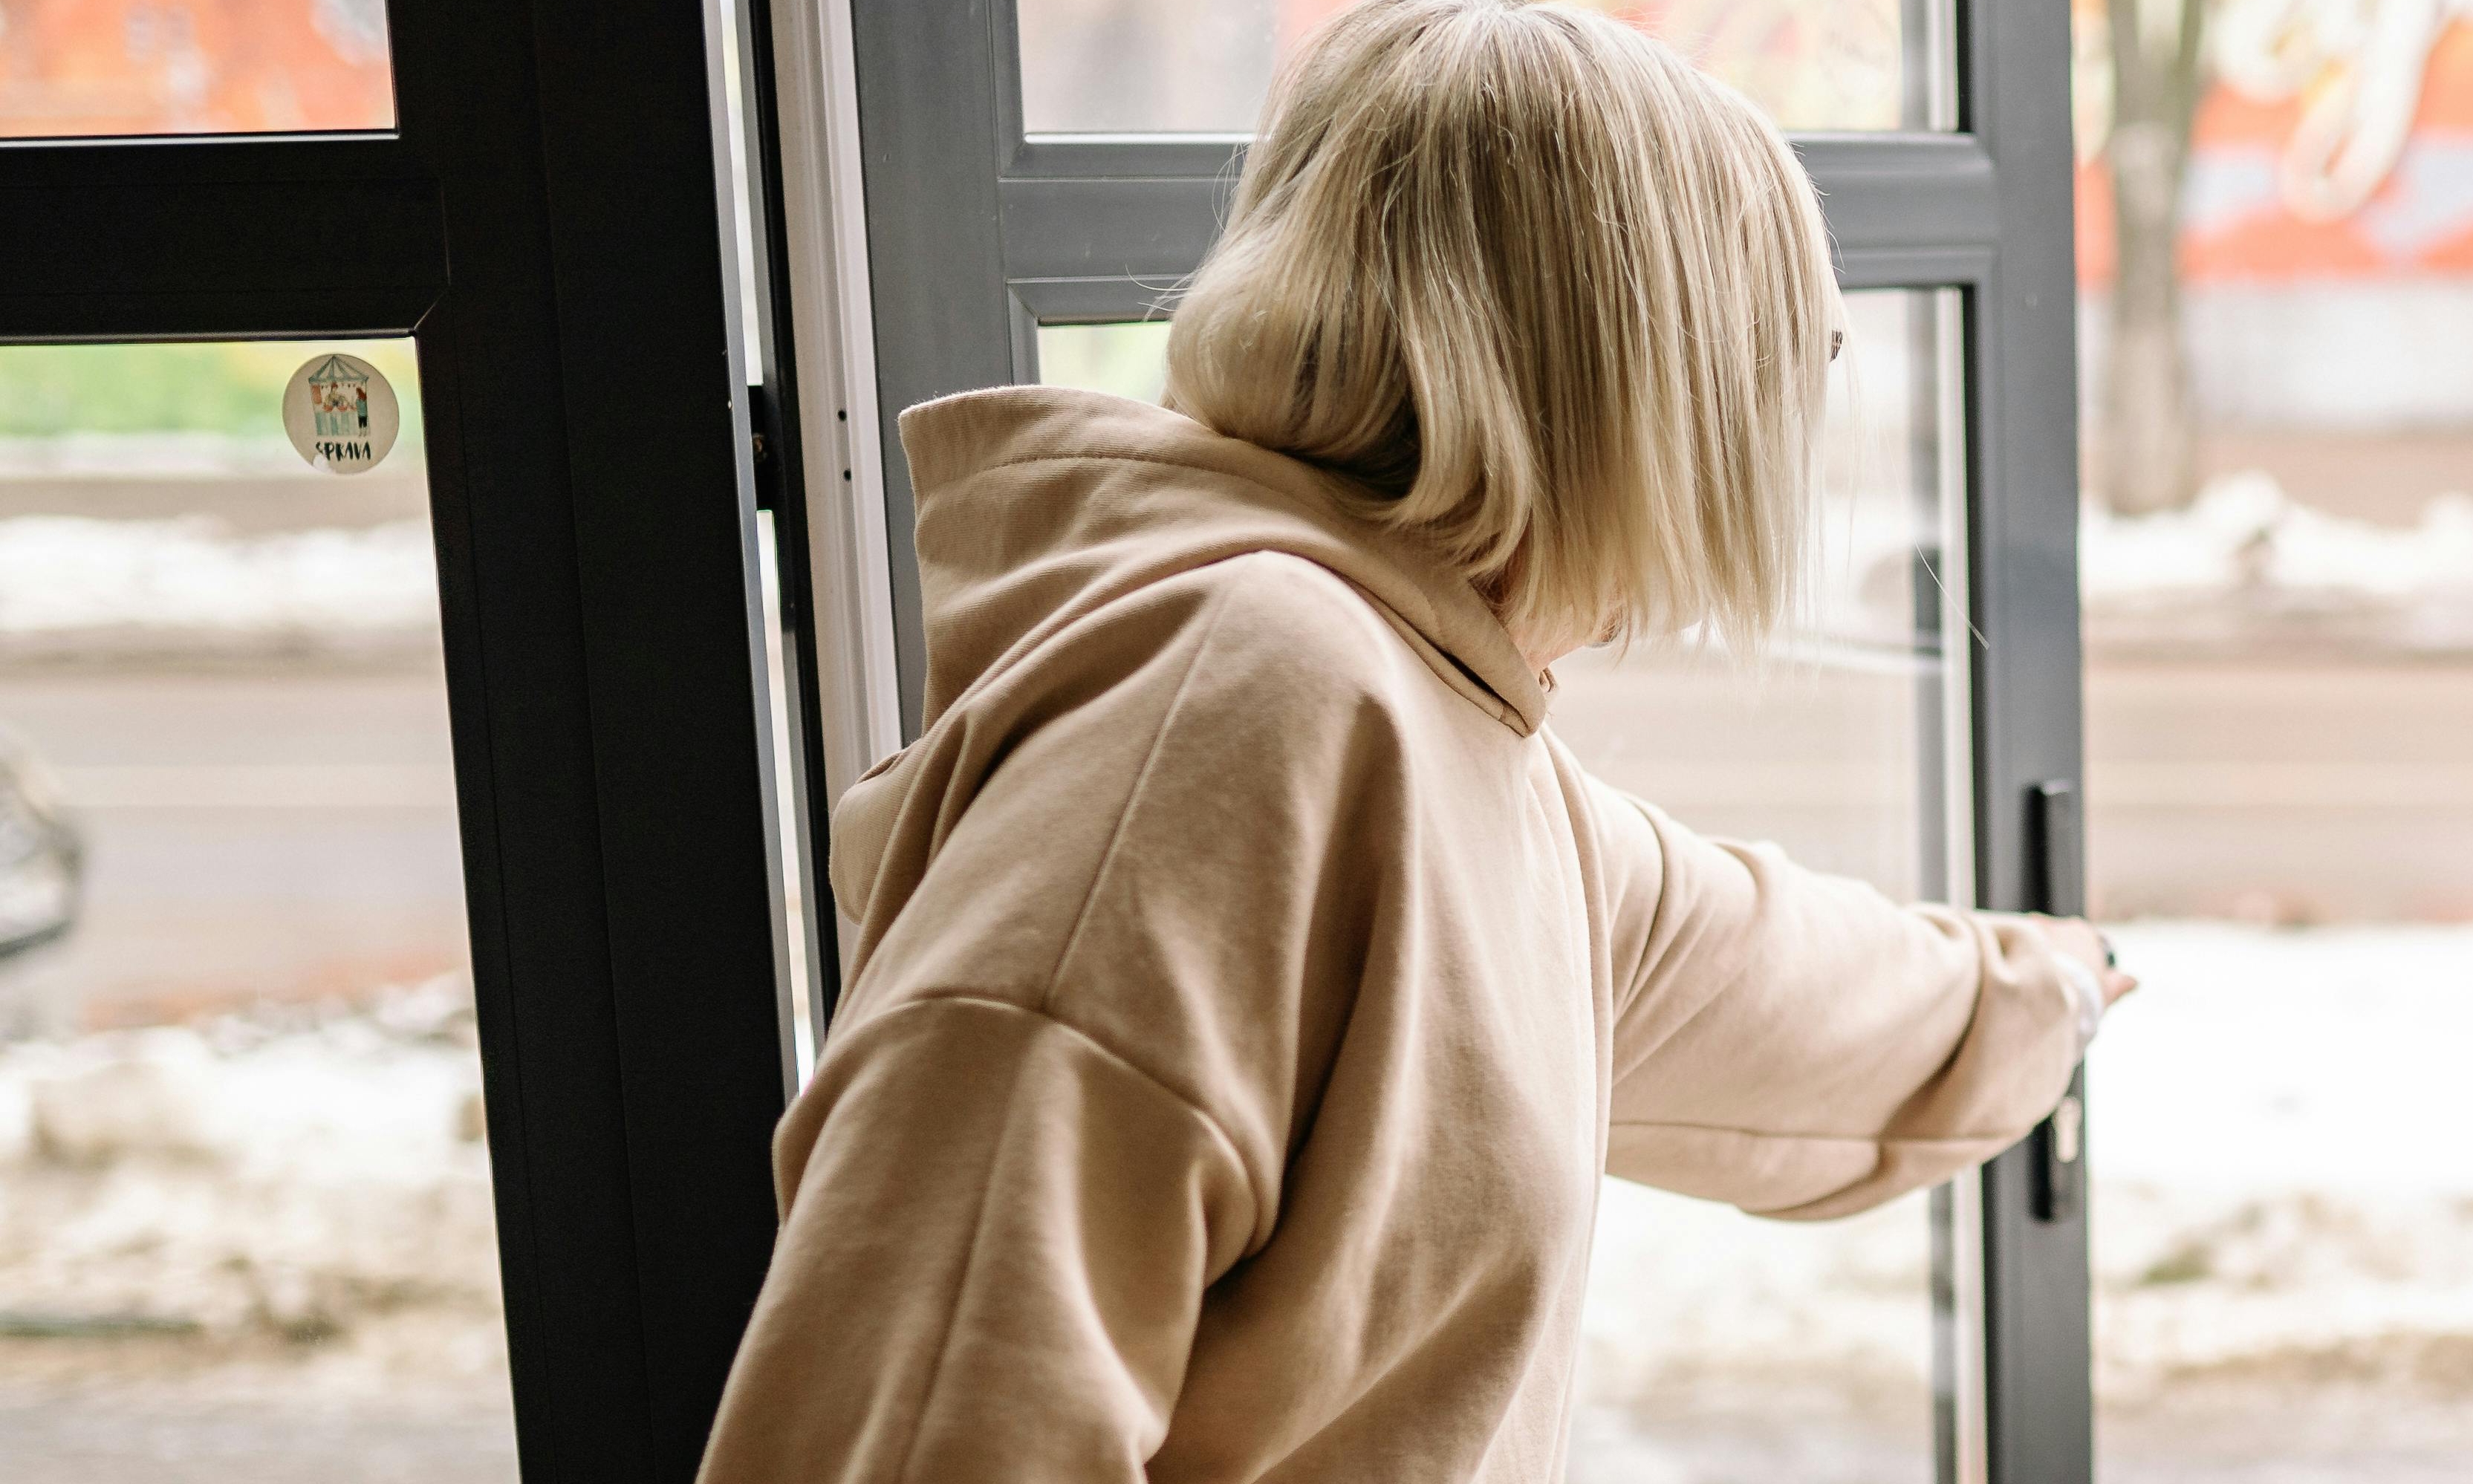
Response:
[811, 0, 2093, 1480]
[1550, 288, 1973, 1480]
[1035, 286, 1975, 1484]
[0, 4, 805, 1482]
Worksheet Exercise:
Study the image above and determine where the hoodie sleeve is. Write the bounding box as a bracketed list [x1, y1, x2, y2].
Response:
[700, 554, 1389, 1483]
[695, 996, 1255, 1484]
[1588, 777, 2082, 1220]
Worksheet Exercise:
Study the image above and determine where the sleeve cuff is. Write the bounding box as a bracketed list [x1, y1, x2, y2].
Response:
[2052, 950, 2106, 1058]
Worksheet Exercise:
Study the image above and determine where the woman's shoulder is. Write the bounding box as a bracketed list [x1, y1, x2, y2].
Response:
[1157, 549, 1475, 723]
[1195, 548, 1400, 649]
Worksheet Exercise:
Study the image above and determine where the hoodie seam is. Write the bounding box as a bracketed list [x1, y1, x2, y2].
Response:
[850, 993, 1258, 1484]
[1611, 793, 1694, 1031]
[837, 992, 1261, 1228]
[960, 446, 1316, 488]
[1039, 577, 1240, 1021]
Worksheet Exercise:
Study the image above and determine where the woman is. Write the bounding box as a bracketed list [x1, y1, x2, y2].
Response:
[701, 3, 2132, 1480]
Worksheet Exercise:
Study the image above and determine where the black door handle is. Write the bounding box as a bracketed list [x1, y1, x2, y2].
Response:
[2027, 780, 2085, 1223]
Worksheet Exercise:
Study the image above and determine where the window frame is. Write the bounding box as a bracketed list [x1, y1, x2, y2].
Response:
[0, 4, 802, 1480]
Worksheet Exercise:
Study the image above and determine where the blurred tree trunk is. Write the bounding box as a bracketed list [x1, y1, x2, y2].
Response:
[2102, 0, 2209, 515]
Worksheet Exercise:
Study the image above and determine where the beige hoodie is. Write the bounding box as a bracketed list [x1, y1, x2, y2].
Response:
[698, 386, 2082, 1484]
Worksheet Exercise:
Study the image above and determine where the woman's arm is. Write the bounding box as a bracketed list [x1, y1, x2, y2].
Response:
[695, 995, 1254, 1484]
[1588, 778, 2088, 1220]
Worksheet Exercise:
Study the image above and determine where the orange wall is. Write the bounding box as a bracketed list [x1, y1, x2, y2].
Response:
[0, 0, 392, 137]
[2082, 23, 2473, 284]
[1286, 0, 2473, 287]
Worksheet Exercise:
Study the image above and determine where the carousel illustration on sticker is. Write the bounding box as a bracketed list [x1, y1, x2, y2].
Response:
[282, 352, 401, 475]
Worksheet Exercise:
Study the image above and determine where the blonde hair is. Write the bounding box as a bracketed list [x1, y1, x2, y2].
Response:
[1163, 0, 1840, 654]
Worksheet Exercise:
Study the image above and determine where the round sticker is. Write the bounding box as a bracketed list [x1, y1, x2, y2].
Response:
[282, 352, 400, 475]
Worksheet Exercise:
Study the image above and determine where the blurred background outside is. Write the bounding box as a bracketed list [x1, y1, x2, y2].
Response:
[4, 2, 2471, 1483]
[0, 0, 390, 136]
[2068, 2, 2473, 1480]
[0, 334, 521, 1483]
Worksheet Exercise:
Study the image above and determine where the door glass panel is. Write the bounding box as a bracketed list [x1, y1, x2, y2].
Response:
[1015, 0, 1952, 136]
[1557, 290, 1969, 1480]
[0, 339, 516, 1481]
[0, 1, 394, 140]
[1036, 320, 1171, 403]
[1041, 290, 1972, 1479]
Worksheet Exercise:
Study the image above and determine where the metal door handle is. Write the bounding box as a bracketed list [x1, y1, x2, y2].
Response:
[2027, 781, 2084, 1223]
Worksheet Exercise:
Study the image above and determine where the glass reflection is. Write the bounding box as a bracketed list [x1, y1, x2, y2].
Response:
[1555, 290, 1967, 1481]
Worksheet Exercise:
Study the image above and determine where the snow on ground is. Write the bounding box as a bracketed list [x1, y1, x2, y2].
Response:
[0, 979, 504, 1399]
[2082, 475, 2473, 650]
[0, 517, 438, 645]
[0, 436, 319, 481]
[2089, 921, 2473, 1417]
[1572, 920, 2473, 1478]
[1572, 920, 2473, 1399]
[2089, 921, 2473, 1197]
[1576, 918, 2473, 1477]
[2085, 475, 2473, 608]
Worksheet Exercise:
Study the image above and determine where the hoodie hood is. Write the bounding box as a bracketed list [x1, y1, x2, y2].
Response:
[895, 385, 1547, 738]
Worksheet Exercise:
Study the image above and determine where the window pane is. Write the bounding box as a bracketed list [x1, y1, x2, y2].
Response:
[1556, 290, 1967, 1480]
[1040, 290, 1972, 1478]
[0, 1, 394, 140]
[1016, 0, 1949, 136]
[1036, 320, 1171, 403]
[0, 340, 516, 1481]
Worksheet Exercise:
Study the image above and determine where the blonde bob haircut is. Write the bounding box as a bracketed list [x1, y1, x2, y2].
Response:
[1164, 0, 1840, 655]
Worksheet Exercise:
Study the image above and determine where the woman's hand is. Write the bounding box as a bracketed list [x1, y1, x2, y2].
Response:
[2038, 917, 2139, 1009]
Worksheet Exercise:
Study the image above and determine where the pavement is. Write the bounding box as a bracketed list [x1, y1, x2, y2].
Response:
[0, 658, 467, 1035]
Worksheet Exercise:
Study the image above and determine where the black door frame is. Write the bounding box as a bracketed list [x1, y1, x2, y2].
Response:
[836, 1, 2091, 1480]
[1, 4, 796, 1480]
